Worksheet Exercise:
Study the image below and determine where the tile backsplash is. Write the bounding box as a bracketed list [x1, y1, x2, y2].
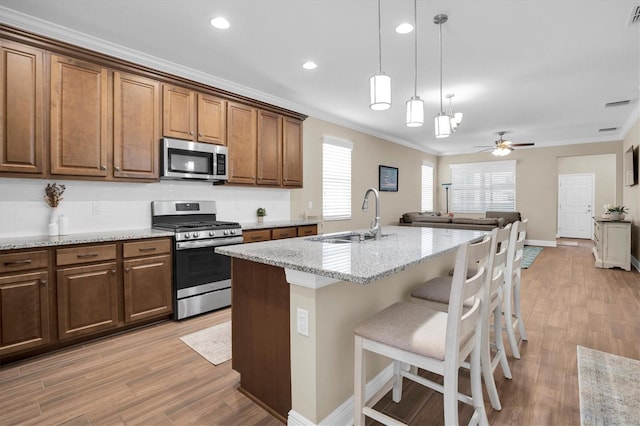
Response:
[0, 178, 291, 238]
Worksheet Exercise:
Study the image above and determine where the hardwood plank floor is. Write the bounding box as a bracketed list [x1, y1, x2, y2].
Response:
[0, 239, 638, 425]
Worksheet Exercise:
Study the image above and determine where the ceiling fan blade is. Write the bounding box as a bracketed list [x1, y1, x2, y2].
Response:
[474, 145, 495, 148]
[511, 143, 535, 147]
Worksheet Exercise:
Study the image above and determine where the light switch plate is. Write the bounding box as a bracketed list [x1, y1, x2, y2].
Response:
[296, 308, 309, 336]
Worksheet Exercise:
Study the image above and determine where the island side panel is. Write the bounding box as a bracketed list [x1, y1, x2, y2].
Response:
[231, 258, 291, 422]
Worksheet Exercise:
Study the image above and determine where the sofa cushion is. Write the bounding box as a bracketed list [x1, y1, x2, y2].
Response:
[452, 217, 501, 226]
[413, 216, 452, 223]
[402, 211, 441, 223]
[486, 211, 521, 225]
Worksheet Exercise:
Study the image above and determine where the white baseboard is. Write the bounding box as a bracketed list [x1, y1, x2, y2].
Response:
[288, 363, 394, 426]
[525, 239, 557, 247]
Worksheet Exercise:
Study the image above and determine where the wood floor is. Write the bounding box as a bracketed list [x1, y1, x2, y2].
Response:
[0, 239, 638, 425]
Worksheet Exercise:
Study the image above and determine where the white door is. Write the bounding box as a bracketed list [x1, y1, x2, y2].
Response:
[558, 174, 594, 238]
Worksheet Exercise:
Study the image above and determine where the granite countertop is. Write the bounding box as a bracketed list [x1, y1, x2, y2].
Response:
[240, 219, 321, 231]
[216, 225, 485, 284]
[0, 229, 175, 251]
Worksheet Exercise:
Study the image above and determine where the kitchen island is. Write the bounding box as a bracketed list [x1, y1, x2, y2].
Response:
[216, 225, 485, 425]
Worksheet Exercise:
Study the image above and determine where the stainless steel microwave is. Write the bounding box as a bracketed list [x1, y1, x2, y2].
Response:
[161, 138, 228, 182]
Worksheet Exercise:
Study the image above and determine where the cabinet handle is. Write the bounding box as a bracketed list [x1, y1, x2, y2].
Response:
[139, 247, 156, 252]
[40, 279, 47, 285]
[190, 131, 194, 135]
[4, 259, 32, 266]
[199, 133, 203, 137]
[115, 166, 120, 172]
[251, 235, 262, 240]
[101, 165, 107, 170]
[77, 253, 99, 258]
[112, 269, 117, 275]
[125, 267, 130, 272]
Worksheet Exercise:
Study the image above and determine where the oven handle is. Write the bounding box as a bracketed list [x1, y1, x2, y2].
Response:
[176, 236, 244, 250]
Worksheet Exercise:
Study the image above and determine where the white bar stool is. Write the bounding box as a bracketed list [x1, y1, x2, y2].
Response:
[503, 219, 528, 358]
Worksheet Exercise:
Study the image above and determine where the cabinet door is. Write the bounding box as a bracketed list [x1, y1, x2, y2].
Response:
[113, 72, 161, 179]
[50, 55, 109, 176]
[282, 117, 303, 187]
[227, 101, 257, 184]
[0, 41, 44, 175]
[123, 254, 172, 323]
[197, 94, 226, 145]
[57, 262, 118, 340]
[162, 84, 195, 140]
[257, 110, 282, 186]
[0, 271, 49, 356]
[243, 229, 271, 243]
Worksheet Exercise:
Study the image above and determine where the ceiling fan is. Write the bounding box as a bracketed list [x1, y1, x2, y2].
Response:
[476, 131, 535, 156]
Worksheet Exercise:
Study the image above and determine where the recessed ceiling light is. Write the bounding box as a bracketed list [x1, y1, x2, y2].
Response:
[395, 23, 414, 34]
[302, 61, 318, 70]
[210, 17, 230, 29]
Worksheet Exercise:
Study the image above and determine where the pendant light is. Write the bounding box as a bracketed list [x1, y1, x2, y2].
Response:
[446, 93, 463, 132]
[406, 0, 423, 127]
[370, 0, 391, 110]
[434, 14, 451, 138]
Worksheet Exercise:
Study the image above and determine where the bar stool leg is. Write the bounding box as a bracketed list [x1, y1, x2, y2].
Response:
[354, 336, 366, 426]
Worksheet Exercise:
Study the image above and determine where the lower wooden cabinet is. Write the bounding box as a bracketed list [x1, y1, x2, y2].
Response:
[243, 225, 317, 244]
[56, 262, 119, 340]
[0, 270, 49, 356]
[123, 254, 172, 323]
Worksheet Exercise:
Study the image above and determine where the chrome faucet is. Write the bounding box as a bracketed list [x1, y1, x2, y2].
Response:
[361, 187, 382, 240]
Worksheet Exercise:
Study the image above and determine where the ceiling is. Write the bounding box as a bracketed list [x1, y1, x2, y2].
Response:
[1, 0, 639, 155]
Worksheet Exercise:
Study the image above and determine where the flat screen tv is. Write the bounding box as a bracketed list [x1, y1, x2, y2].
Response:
[624, 145, 637, 186]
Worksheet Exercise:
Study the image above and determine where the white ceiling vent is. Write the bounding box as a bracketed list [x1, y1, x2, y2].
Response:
[604, 100, 631, 107]
[629, 5, 640, 25]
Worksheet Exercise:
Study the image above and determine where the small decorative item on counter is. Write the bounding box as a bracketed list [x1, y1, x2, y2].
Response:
[58, 214, 70, 235]
[603, 204, 627, 221]
[256, 207, 267, 224]
[44, 183, 66, 236]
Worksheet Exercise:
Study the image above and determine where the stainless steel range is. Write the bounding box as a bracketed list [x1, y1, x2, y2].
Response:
[151, 200, 242, 320]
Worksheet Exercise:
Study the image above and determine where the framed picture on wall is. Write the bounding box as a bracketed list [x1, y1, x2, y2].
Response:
[379, 165, 398, 192]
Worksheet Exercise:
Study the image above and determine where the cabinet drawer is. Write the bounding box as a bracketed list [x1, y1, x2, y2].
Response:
[297, 225, 317, 237]
[272, 227, 297, 240]
[243, 230, 271, 243]
[123, 239, 171, 258]
[0, 250, 48, 274]
[56, 244, 116, 266]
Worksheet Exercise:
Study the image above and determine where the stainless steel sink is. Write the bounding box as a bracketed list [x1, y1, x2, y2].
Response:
[307, 232, 387, 243]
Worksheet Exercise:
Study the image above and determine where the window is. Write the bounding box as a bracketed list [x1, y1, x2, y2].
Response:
[421, 162, 434, 211]
[450, 160, 516, 213]
[322, 137, 352, 220]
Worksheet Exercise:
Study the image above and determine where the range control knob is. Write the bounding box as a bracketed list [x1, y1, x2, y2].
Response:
[209, 231, 215, 237]
[193, 232, 200, 238]
[230, 229, 236, 235]
[223, 230, 229, 235]
[183, 233, 191, 239]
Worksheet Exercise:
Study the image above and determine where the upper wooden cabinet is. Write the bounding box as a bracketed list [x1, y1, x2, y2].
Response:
[113, 72, 161, 179]
[257, 110, 282, 186]
[50, 54, 109, 177]
[282, 117, 303, 187]
[227, 101, 257, 184]
[0, 40, 44, 175]
[162, 84, 226, 145]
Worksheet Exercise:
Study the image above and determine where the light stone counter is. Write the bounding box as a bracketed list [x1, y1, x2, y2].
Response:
[0, 229, 175, 251]
[217, 225, 485, 284]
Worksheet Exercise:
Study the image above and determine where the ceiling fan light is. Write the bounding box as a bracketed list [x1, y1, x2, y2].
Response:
[370, 73, 391, 110]
[435, 113, 451, 138]
[406, 96, 424, 127]
[492, 147, 510, 157]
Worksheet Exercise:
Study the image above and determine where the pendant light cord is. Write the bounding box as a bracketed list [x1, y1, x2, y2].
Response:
[377, 0, 382, 72]
[413, 0, 418, 96]
[438, 19, 443, 112]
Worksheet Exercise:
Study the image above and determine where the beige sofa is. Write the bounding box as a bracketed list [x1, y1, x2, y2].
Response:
[399, 211, 521, 231]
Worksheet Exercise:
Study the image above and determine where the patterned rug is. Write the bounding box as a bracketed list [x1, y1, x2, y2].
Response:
[577, 345, 640, 426]
[180, 321, 231, 365]
[521, 245, 543, 269]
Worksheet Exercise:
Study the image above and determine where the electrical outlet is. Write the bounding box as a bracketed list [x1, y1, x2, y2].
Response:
[91, 201, 101, 216]
[308, 201, 313, 209]
[296, 308, 309, 337]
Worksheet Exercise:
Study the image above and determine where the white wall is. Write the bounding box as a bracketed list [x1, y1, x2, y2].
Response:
[0, 178, 291, 238]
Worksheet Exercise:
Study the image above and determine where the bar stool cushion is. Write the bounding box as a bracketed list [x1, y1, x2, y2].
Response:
[411, 276, 476, 307]
[354, 301, 472, 361]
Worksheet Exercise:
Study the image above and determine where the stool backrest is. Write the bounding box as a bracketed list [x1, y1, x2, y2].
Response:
[490, 224, 511, 295]
[507, 219, 528, 282]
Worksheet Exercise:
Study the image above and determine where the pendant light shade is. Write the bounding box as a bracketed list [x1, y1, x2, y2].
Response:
[370, 73, 391, 110]
[434, 113, 451, 138]
[370, 0, 391, 111]
[406, 96, 424, 127]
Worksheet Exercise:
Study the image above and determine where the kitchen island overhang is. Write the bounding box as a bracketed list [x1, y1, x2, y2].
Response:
[217, 226, 486, 425]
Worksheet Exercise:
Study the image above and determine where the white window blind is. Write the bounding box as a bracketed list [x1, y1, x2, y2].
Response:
[322, 137, 352, 220]
[450, 160, 516, 213]
[421, 162, 434, 211]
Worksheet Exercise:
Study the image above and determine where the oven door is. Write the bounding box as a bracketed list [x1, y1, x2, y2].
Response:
[175, 243, 234, 296]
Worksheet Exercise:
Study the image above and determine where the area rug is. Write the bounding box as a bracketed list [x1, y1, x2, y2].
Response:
[577, 345, 640, 426]
[179, 321, 231, 365]
[521, 245, 543, 269]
